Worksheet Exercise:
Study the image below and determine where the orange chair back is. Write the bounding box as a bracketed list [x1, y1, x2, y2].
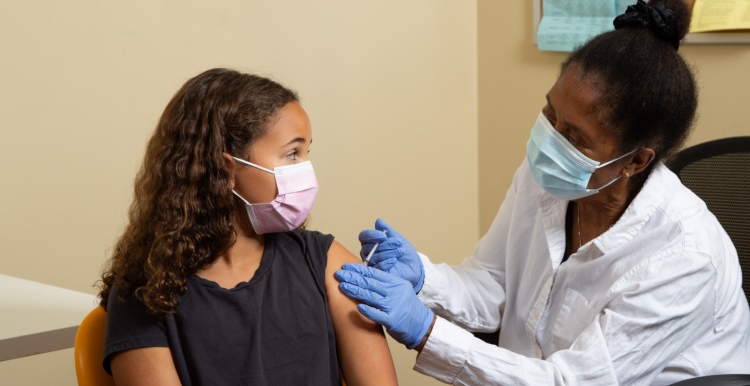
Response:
[74, 306, 115, 386]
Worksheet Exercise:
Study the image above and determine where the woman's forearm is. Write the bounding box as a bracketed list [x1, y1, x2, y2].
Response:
[415, 314, 437, 353]
[419, 256, 506, 332]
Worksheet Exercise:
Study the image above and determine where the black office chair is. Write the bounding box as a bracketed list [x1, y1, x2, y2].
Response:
[667, 136, 750, 305]
[665, 136, 750, 386]
[668, 374, 750, 386]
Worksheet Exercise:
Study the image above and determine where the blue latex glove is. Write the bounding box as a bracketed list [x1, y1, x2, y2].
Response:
[335, 263, 434, 350]
[359, 219, 425, 293]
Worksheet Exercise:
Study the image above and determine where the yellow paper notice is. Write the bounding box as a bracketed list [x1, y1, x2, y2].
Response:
[690, 0, 750, 32]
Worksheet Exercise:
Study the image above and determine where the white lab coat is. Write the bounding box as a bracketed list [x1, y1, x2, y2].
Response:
[414, 160, 750, 386]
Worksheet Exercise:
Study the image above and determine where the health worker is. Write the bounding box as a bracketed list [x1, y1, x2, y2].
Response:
[335, 1, 750, 385]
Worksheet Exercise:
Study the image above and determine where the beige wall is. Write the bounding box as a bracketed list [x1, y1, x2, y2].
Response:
[478, 0, 750, 234]
[0, 1, 477, 385]
[3, 0, 748, 385]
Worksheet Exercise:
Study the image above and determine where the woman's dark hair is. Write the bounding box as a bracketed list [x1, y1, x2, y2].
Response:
[98, 68, 298, 317]
[560, 0, 698, 185]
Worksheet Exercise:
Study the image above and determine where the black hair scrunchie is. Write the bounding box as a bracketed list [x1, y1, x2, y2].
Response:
[613, 0, 680, 51]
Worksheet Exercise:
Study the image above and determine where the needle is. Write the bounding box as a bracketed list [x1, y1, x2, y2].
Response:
[364, 229, 388, 264]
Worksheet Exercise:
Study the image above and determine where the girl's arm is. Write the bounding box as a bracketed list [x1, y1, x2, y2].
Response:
[326, 241, 399, 386]
[110, 347, 182, 386]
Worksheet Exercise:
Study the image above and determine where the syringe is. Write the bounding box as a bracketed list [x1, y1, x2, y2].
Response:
[363, 229, 388, 264]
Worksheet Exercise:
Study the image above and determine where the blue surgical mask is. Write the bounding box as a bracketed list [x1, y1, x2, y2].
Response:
[526, 112, 637, 201]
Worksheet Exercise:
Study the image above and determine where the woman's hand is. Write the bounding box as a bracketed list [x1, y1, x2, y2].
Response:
[336, 263, 434, 350]
[359, 219, 425, 293]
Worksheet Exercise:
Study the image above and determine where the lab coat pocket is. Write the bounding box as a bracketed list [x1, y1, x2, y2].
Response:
[551, 289, 596, 352]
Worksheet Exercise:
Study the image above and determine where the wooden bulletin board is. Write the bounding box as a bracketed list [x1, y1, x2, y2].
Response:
[533, 0, 750, 45]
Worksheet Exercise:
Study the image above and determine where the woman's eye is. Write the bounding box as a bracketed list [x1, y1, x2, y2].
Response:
[286, 151, 297, 160]
[542, 110, 556, 125]
[569, 135, 589, 150]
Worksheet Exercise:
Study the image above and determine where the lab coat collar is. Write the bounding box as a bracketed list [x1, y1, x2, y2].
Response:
[536, 163, 667, 263]
[594, 163, 667, 254]
[537, 192, 569, 269]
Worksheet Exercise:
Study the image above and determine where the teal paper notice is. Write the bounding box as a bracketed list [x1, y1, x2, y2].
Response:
[537, 16, 615, 52]
[617, 0, 640, 18]
[537, 0, 639, 52]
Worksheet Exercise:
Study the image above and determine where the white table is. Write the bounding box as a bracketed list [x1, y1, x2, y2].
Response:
[0, 274, 98, 362]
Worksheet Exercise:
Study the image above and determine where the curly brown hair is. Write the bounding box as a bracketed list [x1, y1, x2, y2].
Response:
[98, 68, 298, 317]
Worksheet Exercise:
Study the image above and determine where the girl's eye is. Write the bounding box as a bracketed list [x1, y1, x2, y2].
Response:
[286, 151, 297, 160]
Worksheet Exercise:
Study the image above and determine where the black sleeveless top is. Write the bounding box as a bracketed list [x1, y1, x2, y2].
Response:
[103, 230, 341, 386]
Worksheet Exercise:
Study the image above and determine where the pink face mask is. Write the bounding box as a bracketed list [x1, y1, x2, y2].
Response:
[231, 157, 318, 234]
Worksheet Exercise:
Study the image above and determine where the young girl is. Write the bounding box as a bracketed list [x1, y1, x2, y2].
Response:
[98, 68, 398, 386]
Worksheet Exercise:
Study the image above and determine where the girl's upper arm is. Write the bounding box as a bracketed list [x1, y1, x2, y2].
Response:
[110, 347, 181, 386]
[104, 288, 179, 386]
[325, 240, 398, 386]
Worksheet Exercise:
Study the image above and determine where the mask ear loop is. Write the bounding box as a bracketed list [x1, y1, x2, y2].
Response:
[229, 156, 278, 235]
[595, 148, 639, 169]
[231, 189, 263, 234]
[591, 149, 640, 191]
[594, 174, 623, 191]
[231, 156, 275, 174]
[230, 156, 272, 211]
[231, 189, 252, 205]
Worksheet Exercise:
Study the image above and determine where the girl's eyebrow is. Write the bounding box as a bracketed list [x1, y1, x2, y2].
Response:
[283, 137, 308, 147]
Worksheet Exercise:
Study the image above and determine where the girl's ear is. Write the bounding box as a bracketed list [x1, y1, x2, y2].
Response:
[222, 152, 236, 190]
